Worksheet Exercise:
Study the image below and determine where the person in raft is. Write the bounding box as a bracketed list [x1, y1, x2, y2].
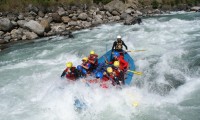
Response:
[61, 62, 79, 80]
[81, 57, 91, 74]
[112, 35, 128, 52]
[88, 50, 98, 72]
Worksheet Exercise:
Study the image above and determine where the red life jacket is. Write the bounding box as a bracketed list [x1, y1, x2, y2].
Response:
[113, 67, 121, 77]
[65, 67, 76, 80]
[88, 54, 98, 66]
[117, 56, 128, 70]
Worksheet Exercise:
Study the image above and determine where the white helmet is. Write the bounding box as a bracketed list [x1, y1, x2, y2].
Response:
[117, 35, 121, 39]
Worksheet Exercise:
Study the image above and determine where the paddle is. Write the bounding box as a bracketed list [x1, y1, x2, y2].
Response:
[126, 50, 146, 52]
[127, 70, 143, 75]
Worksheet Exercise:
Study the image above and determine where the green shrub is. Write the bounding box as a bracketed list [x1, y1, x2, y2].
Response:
[151, 0, 159, 9]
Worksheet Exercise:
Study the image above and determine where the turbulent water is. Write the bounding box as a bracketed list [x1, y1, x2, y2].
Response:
[0, 12, 200, 120]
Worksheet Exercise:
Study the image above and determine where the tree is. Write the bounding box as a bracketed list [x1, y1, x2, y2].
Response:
[151, 0, 159, 9]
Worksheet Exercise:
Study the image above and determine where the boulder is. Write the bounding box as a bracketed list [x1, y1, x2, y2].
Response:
[104, 0, 126, 12]
[94, 14, 103, 20]
[61, 16, 71, 24]
[11, 21, 18, 27]
[51, 13, 61, 23]
[106, 11, 112, 17]
[24, 20, 44, 35]
[40, 19, 50, 32]
[71, 16, 78, 21]
[120, 12, 130, 20]
[38, 11, 45, 17]
[124, 16, 142, 25]
[7, 13, 18, 21]
[190, 6, 200, 11]
[92, 19, 103, 26]
[0, 18, 13, 32]
[112, 16, 120, 21]
[23, 31, 38, 40]
[78, 13, 88, 20]
[125, 8, 134, 14]
[51, 23, 66, 34]
[0, 31, 4, 36]
[81, 21, 92, 28]
[4, 36, 11, 42]
[18, 13, 24, 20]
[11, 28, 23, 40]
[57, 7, 67, 16]
[68, 21, 78, 26]
[112, 10, 119, 16]
[17, 20, 27, 28]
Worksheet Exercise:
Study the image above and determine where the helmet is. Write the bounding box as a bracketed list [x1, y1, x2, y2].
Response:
[96, 72, 103, 79]
[107, 67, 113, 73]
[82, 57, 88, 62]
[114, 61, 120, 67]
[117, 35, 121, 39]
[113, 52, 120, 57]
[66, 62, 73, 68]
[77, 65, 82, 70]
[90, 50, 95, 55]
[82, 69, 87, 75]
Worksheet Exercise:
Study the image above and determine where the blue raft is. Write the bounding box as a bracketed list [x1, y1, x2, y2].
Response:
[98, 50, 135, 85]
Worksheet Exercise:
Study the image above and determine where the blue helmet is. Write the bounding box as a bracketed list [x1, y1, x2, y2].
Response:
[113, 52, 120, 57]
[77, 65, 82, 70]
[82, 69, 87, 75]
[96, 72, 103, 79]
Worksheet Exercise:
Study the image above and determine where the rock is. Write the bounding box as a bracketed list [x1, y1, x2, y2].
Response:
[0, 18, 13, 32]
[190, 6, 200, 11]
[0, 39, 6, 44]
[120, 12, 129, 20]
[57, 7, 67, 16]
[38, 11, 45, 17]
[29, 11, 37, 16]
[112, 10, 119, 16]
[61, 16, 71, 24]
[71, 16, 77, 21]
[104, 0, 126, 12]
[68, 21, 78, 26]
[125, 8, 134, 14]
[24, 20, 44, 35]
[7, 13, 18, 21]
[4, 36, 11, 42]
[136, 10, 143, 16]
[51, 13, 61, 23]
[106, 11, 112, 17]
[124, 16, 136, 25]
[27, 4, 39, 13]
[124, 17, 142, 25]
[81, 21, 92, 28]
[0, 31, 4, 36]
[152, 9, 161, 14]
[112, 16, 120, 21]
[11, 29, 23, 40]
[23, 31, 38, 40]
[92, 19, 103, 26]
[11, 21, 18, 27]
[94, 14, 103, 20]
[40, 19, 50, 32]
[17, 20, 27, 28]
[78, 13, 88, 20]
[51, 23, 66, 34]
[18, 13, 24, 20]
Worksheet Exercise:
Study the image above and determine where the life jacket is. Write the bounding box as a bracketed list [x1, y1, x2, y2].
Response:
[82, 62, 91, 73]
[88, 54, 98, 64]
[64, 67, 77, 80]
[117, 56, 128, 71]
[115, 41, 123, 50]
[113, 67, 121, 77]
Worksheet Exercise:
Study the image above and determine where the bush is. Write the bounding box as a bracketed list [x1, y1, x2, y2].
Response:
[151, 0, 159, 9]
[93, 0, 112, 4]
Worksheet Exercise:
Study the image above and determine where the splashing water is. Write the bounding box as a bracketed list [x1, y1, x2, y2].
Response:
[0, 12, 200, 120]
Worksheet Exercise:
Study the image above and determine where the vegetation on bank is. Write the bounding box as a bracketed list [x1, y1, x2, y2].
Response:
[0, 0, 200, 11]
[0, 0, 114, 11]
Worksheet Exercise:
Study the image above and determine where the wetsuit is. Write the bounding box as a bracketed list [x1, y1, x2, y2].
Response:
[61, 67, 79, 80]
[112, 40, 128, 52]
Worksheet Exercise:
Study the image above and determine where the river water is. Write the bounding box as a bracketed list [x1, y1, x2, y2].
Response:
[0, 12, 200, 120]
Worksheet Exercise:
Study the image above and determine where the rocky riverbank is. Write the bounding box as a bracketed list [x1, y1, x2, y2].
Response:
[0, 0, 198, 51]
